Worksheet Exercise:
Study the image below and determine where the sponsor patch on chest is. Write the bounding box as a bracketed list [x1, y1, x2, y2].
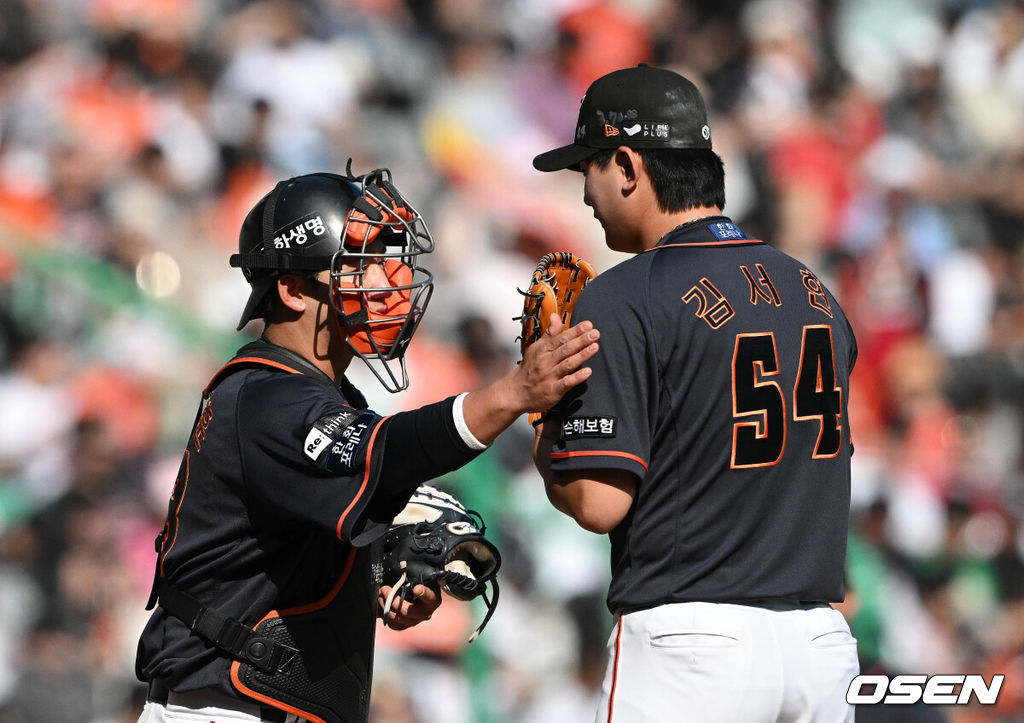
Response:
[560, 416, 617, 440]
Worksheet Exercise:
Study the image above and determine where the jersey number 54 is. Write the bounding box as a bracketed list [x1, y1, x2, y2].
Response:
[731, 325, 843, 469]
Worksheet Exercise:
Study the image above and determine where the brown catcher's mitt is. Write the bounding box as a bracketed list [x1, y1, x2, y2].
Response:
[516, 251, 597, 424]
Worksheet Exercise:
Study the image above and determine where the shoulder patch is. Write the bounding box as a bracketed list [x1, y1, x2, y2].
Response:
[560, 416, 617, 441]
[304, 409, 360, 462]
[303, 409, 381, 474]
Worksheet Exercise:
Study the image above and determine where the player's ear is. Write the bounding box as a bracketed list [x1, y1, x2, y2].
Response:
[614, 147, 641, 193]
[276, 273, 310, 313]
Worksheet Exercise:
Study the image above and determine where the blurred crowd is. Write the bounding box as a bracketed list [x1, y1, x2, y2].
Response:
[1, 0, 1024, 720]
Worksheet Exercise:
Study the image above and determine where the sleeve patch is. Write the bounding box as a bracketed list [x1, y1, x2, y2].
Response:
[303, 409, 381, 474]
[560, 416, 617, 441]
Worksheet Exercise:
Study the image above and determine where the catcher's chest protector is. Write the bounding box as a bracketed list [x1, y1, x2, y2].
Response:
[230, 545, 379, 723]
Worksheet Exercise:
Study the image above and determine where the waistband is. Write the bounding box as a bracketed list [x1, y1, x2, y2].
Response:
[617, 598, 831, 615]
[147, 679, 289, 723]
[726, 598, 829, 609]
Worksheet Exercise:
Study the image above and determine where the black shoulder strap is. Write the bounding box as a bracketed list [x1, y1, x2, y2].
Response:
[223, 340, 369, 412]
[339, 375, 368, 410]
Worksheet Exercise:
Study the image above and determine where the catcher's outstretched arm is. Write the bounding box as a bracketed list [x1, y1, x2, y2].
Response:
[461, 315, 599, 445]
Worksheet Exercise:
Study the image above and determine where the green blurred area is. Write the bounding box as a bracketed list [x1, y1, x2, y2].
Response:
[7, 243, 238, 361]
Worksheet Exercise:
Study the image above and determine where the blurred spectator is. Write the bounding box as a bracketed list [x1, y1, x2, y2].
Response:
[0, 338, 78, 508]
[1, 622, 96, 723]
[836, 572, 949, 722]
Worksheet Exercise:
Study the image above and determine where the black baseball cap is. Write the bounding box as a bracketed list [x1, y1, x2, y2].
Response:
[533, 64, 712, 172]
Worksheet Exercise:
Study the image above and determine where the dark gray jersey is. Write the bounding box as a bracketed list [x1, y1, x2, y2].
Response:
[549, 218, 857, 613]
[136, 340, 481, 701]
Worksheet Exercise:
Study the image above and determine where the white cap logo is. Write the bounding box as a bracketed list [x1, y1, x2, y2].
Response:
[702, 125, 711, 140]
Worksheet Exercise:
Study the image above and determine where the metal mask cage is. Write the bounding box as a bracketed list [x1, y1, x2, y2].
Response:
[327, 167, 435, 393]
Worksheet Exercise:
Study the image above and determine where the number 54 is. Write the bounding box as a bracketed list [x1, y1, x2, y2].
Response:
[731, 326, 843, 468]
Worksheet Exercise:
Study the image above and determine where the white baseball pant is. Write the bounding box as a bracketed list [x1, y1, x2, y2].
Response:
[138, 689, 302, 723]
[596, 600, 859, 722]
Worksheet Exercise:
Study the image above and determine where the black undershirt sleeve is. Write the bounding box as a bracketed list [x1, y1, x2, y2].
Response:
[365, 395, 483, 522]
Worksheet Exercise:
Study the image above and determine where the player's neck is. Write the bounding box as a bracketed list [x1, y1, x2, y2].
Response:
[263, 320, 352, 382]
[644, 205, 723, 249]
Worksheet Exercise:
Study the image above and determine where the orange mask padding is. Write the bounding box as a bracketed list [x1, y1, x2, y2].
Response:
[344, 188, 414, 249]
[335, 259, 413, 354]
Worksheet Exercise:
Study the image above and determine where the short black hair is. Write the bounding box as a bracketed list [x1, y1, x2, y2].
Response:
[591, 148, 725, 213]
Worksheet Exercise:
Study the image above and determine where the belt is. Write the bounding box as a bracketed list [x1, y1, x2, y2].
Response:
[617, 598, 829, 615]
[147, 679, 289, 723]
[727, 598, 828, 609]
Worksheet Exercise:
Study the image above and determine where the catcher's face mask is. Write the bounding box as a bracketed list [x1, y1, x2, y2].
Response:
[231, 165, 434, 393]
[328, 169, 433, 392]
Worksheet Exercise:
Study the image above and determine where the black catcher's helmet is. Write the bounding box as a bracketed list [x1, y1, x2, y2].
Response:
[230, 164, 434, 392]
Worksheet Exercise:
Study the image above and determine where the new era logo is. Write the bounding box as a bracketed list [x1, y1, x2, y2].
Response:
[604, 124, 619, 137]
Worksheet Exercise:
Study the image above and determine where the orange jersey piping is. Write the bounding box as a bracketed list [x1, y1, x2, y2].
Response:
[551, 450, 648, 471]
[203, 357, 304, 395]
[606, 617, 623, 722]
[335, 414, 389, 541]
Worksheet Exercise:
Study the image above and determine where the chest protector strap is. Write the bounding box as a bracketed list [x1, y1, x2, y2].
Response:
[155, 579, 299, 675]
[155, 546, 378, 723]
[230, 545, 379, 723]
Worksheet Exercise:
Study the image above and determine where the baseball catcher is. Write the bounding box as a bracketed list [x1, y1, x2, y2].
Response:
[380, 484, 500, 642]
[516, 252, 598, 424]
[135, 160, 601, 723]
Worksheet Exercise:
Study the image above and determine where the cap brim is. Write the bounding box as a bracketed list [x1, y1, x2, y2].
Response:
[532, 144, 599, 172]
[235, 277, 275, 331]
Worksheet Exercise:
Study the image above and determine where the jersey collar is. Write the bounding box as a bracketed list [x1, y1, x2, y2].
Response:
[650, 215, 764, 250]
[243, 338, 369, 408]
[203, 339, 332, 392]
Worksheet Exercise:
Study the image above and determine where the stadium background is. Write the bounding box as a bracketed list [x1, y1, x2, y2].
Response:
[0, 0, 1023, 720]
